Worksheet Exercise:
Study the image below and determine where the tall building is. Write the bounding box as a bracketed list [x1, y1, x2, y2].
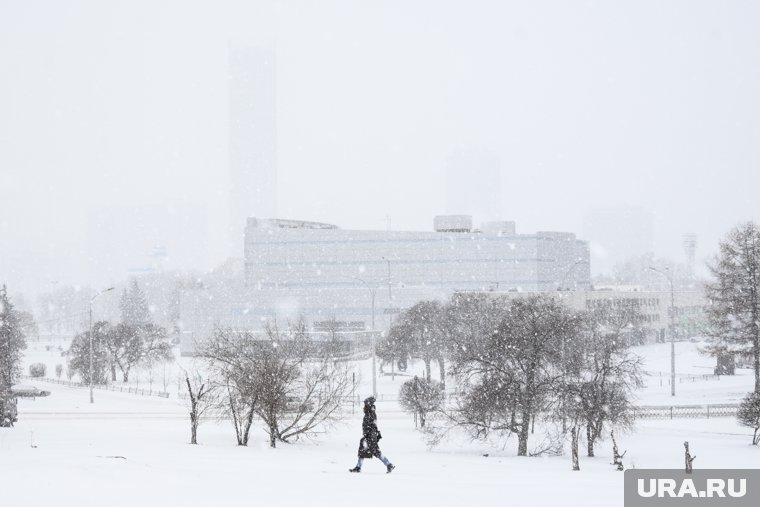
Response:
[229, 46, 277, 256]
[445, 148, 501, 225]
[582, 206, 655, 275]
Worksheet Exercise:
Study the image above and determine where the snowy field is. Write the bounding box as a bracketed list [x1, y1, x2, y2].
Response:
[1, 342, 758, 507]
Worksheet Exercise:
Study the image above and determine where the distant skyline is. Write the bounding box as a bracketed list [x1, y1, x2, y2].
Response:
[1, 0, 758, 296]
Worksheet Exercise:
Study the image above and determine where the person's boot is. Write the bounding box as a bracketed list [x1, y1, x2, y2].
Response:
[386, 463, 395, 473]
[349, 466, 361, 473]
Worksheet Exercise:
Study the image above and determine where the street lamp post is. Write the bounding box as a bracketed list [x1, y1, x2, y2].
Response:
[89, 287, 114, 403]
[559, 259, 586, 291]
[347, 276, 378, 398]
[649, 267, 676, 397]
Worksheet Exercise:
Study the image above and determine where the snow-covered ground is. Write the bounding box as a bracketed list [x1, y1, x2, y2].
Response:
[1, 341, 757, 507]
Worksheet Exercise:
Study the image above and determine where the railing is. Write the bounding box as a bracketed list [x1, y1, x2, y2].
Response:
[644, 370, 722, 383]
[21, 376, 170, 399]
[631, 403, 739, 419]
[23, 376, 742, 420]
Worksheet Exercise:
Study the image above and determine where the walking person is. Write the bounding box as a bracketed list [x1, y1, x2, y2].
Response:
[349, 396, 395, 473]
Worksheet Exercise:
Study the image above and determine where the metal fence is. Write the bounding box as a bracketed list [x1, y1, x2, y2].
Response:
[632, 403, 739, 420]
[21, 375, 170, 399]
[644, 371, 722, 384]
[23, 376, 742, 420]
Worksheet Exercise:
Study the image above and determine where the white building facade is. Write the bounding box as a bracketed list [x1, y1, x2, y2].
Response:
[179, 215, 590, 354]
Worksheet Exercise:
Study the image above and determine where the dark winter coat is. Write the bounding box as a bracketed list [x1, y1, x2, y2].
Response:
[359, 404, 382, 458]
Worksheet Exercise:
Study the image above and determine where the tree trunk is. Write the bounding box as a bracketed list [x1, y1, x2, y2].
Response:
[586, 423, 595, 457]
[189, 399, 198, 445]
[754, 334, 760, 394]
[437, 357, 446, 389]
[684, 441, 695, 473]
[419, 411, 426, 428]
[185, 375, 201, 445]
[190, 418, 198, 445]
[571, 426, 580, 471]
[242, 406, 254, 446]
[123, 369, 130, 383]
[517, 411, 530, 456]
[269, 425, 277, 448]
[424, 359, 431, 382]
[611, 431, 625, 471]
[110, 364, 117, 382]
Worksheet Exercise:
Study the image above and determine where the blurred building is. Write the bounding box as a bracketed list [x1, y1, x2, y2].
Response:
[482, 288, 707, 344]
[85, 203, 210, 286]
[582, 206, 654, 275]
[229, 46, 278, 256]
[179, 215, 590, 355]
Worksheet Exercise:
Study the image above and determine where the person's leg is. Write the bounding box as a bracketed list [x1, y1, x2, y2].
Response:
[379, 454, 395, 473]
[349, 457, 364, 472]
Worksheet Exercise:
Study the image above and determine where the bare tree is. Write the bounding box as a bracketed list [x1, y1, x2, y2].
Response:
[447, 294, 581, 456]
[197, 328, 258, 446]
[253, 320, 352, 447]
[387, 301, 448, 383]
[611, 430, 626, 471]
[276, 355, 352, 444]
[684, 441, 696, 473]
[183, 370, 216, 445]
[199, 321, 353, 448]
[575, 305, 643, 457]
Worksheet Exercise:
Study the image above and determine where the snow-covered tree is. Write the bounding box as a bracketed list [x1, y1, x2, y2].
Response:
[200, 321, 352, 448]
[119, 279, 151, 326]
[0, 285, 27, 389]
[376, 318, 413, 372]
[184, 370, 217, 445]
[383, 300, 448, 384]
[737, 391, 760, 445]
[399, 376, 443, 428]
[573, 305, 643, 457]
[98, 279, 173, 382]
[67, 321, 111, 384]
[448, 294, 582, 456]
[705, 222, 760, 393]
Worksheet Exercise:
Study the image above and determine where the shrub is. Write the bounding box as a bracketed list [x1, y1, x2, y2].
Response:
[29, 363, 47, 378]
[55, 364, 63, 379]
[737, 391, 760, 445]
[399, 376, 444, 428]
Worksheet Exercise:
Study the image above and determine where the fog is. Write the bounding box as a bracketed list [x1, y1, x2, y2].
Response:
[1, 0, 758, 295]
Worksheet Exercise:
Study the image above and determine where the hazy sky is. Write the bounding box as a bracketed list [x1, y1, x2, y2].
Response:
[1, 0, 759, 294]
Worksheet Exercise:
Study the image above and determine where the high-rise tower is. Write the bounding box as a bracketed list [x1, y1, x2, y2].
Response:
[229, 46, 277, 256]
